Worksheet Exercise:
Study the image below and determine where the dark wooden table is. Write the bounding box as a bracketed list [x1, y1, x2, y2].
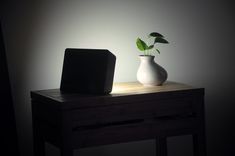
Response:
[31, 81, 206, 156]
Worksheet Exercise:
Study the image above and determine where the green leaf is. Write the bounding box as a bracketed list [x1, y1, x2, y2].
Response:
[149, 32, 164, 38]
[154, 37, 169, 44]
[147, 45, 154, 50]
[156, 49, 160, 54]
[136, 38, 148, 51]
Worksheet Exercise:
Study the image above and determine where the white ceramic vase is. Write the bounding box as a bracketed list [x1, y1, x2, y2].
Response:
[137, 55, 167, 86]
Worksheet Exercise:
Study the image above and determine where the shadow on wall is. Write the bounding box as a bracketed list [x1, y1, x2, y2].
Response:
[0, 22, 19, 156]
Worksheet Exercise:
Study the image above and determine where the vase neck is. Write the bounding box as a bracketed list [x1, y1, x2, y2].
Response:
[139, 55, 155, 62]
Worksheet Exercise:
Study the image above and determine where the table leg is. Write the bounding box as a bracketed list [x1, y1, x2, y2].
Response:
[60, 112, 73, 156]
[193, 133, 206, 156]
[33, 118, 45, 156]
[61, 146, 73, 156]
[193, 96, 206, 156]
[156, 136, 168, 156]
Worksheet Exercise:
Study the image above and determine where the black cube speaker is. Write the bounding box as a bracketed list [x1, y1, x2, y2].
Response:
[60, 48, 116, 94]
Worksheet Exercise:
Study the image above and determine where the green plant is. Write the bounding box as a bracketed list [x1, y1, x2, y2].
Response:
[136, 32, 169, 56]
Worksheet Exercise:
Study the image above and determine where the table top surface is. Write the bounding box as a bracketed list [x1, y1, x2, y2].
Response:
[31, 81, 203, 103]
[111, 81, 194, 94]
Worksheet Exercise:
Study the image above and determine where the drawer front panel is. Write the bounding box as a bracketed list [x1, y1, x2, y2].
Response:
[71, 97, 194, 127]
[71, 117, 197, 148]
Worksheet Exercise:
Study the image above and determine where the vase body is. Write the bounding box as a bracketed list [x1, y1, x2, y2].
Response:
[137, 55, 167, 86]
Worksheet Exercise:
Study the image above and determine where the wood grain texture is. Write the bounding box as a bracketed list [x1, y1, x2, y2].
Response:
[111, 81, 194, 94]
[31, 81, 203, 110]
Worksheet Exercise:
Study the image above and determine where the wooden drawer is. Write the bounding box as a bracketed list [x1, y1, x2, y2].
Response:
[71, 97, 194, 127]
[71, 116, 197, 148]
